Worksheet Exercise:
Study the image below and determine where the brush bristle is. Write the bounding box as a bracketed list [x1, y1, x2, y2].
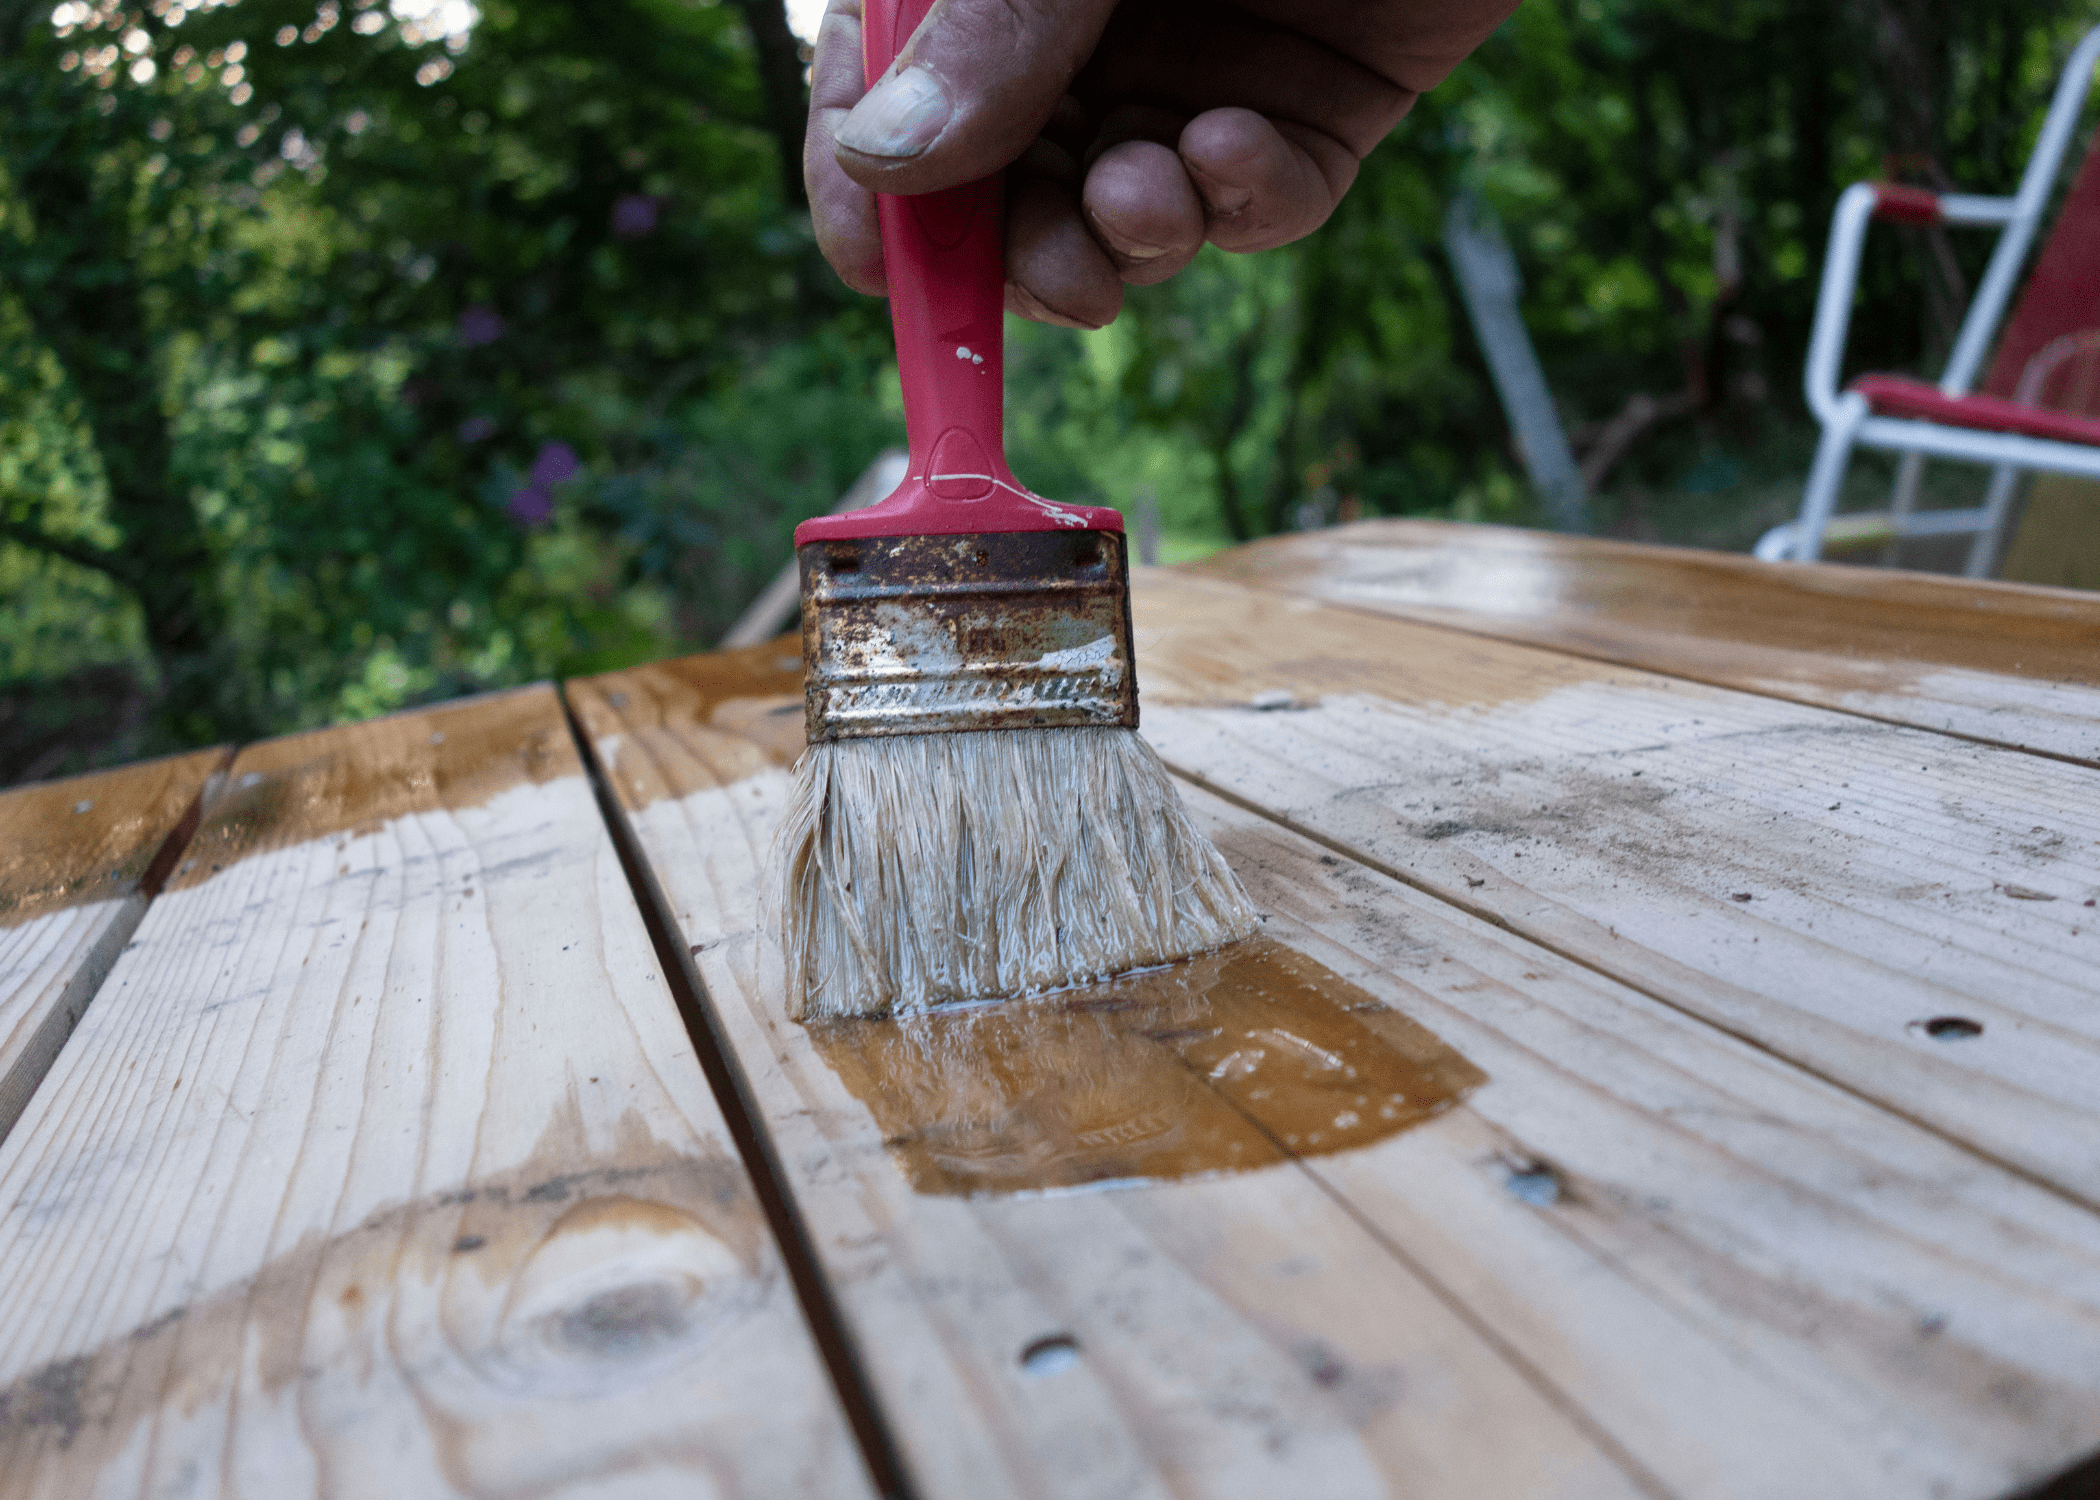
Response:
[773, 726, 1259, 1020]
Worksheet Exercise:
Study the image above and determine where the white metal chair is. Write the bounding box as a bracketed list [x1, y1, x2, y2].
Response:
[1759, 23, 2100, 574]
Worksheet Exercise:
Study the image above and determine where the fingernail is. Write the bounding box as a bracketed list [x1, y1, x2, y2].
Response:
[1007, 281, 1103, 331]
[1187, 164, 1252, 216]
[837, 67, 950, 159]
[1085, 207, 1172, 263]
[1117, 243, 1171, 261]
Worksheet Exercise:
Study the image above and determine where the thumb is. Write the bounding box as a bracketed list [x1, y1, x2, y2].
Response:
[833, 0, 1119, 194]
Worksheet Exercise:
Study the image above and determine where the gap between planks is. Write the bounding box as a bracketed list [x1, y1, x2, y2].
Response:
[6, 697, 921, 1497]
[1232, 577, 2100, 778]
[557, 689, 918, 1500]
[1164, 760, 2100, 1223]
[1129, 567, 2100, 1214]
[13, 542, 2094, 1499]
[2006, 1450, 2100, 1500]
[557, 688, 1670, 1500]
[0, 747, 230, 1146]
[567, 644, 2100, 1500]
[566, 655, 1660, 1500]
[1181, 779, 2100, 1500]
[1197, 522, 2100, 771]
[0, 686, 872, 1499]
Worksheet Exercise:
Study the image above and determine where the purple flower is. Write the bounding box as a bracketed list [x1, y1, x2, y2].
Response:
[610, 193, 662, 239]
[456, 304, 504, 348]
[529, 440, 580, 488]
[457, 415, 497, 443]
[507, 486, 554, 526]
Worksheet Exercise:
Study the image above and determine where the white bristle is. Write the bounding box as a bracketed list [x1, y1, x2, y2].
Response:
[772, 726, 1259, 1019]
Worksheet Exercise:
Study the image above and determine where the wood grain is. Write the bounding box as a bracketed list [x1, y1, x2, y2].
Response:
[575, 641, 2100, 1499]
[1130, 567, 2100, 1210]
[1194, 782, 2100, 1500]
[567, 654, 1651, 1500]
[0, 748, 226, 1144]
[1198, 520, 2100, 764]
[0, 687, 869, 1499]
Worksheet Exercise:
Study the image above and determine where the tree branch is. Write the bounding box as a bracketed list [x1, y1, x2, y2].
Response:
[1569, 390, 1699, 492]
[0, 518, 137, 587]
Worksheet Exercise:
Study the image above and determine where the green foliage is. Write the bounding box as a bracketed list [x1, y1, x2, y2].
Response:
[1, 0, 899, 775]
[1005, 0, 2100, 553]
[5, 0, 2100, 778]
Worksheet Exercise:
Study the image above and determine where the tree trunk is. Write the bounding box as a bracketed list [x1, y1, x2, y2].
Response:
[732, 0, 812, 210]
[1865, 0, 1969, 360]
[0, 17, 230, 738]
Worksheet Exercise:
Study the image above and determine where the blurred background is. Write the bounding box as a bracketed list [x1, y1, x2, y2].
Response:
[5, 0, 2099, 782]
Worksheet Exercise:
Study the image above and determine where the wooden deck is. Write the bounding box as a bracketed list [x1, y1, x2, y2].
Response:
[3, 521, 2098, 1500]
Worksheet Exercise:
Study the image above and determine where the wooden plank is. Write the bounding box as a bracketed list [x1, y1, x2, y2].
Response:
[0, 687, 871, 1499]
[1191, 783, 2100, 1500]
[567, 650, 1651, 1500]
[574, 643, 2100, 1500]
[0, 748, 227, 1144]
[1129, 567, 2100, 1209]
[1197, 519, 2100, 765]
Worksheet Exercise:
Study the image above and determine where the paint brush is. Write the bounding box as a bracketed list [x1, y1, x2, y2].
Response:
[773, 0, 1257, 1020]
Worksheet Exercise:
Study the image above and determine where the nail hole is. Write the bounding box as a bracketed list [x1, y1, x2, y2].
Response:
[1912, 1016, 1983, 1041]
[1073, 537, 1102, 570]
[1501, 1157, 1563, 1207]
[1018, 1334, 1080, 1378]
[829, 550, 860, 575]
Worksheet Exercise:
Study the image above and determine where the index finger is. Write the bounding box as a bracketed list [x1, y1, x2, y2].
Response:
[804, 0, 886, 294]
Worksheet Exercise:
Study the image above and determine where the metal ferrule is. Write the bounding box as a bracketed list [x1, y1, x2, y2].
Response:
[798, 530, 1139, 742]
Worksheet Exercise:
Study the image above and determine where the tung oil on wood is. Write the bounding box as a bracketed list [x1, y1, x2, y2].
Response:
[0, 747, 226, 1145]
[571, 661, 1652, 1500]
[1200, 518, 2100, 765]
[0, 687, 870, 1500]
[809, 938, 1484, 1195]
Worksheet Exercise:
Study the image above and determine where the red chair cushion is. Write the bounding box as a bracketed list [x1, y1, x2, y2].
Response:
[1983, 132, 2100, 399]
[1851, 373, 2100, 447]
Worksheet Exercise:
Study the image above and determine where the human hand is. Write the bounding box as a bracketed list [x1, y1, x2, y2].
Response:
[804, 0, 1519, 328]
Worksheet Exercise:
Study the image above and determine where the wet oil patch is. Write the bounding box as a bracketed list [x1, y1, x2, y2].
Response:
[0, 749, 227, 926]
[651, 640, 804, 722]
[166, 686, 573, 892]
[576, 643, 803, 740]
[708, 692, 808, 766]
[569, 642, 810, 805]
[807, 937, 1484, 1195]
[1197, 522, 2100, 690]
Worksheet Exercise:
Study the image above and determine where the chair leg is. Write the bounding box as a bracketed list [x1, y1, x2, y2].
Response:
[1963, 464, 2025, 578]
[1881, 451, 1926, 567]
[1796, 394, 1867, 561]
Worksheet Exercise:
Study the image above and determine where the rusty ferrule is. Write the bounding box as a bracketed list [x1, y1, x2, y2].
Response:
[796, 529, 1139, 742]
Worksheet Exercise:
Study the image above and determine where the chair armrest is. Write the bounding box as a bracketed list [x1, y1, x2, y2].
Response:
[1870, 184, 1943, 225]
[1806, 181, 2026, 420]
[1938, 194, 2020, 226]
[1869, 184, 2019, 227]
[1804, 183, 1880, 422]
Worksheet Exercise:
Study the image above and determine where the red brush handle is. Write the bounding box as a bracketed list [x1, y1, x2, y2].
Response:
[795, 0, 1121, 544]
